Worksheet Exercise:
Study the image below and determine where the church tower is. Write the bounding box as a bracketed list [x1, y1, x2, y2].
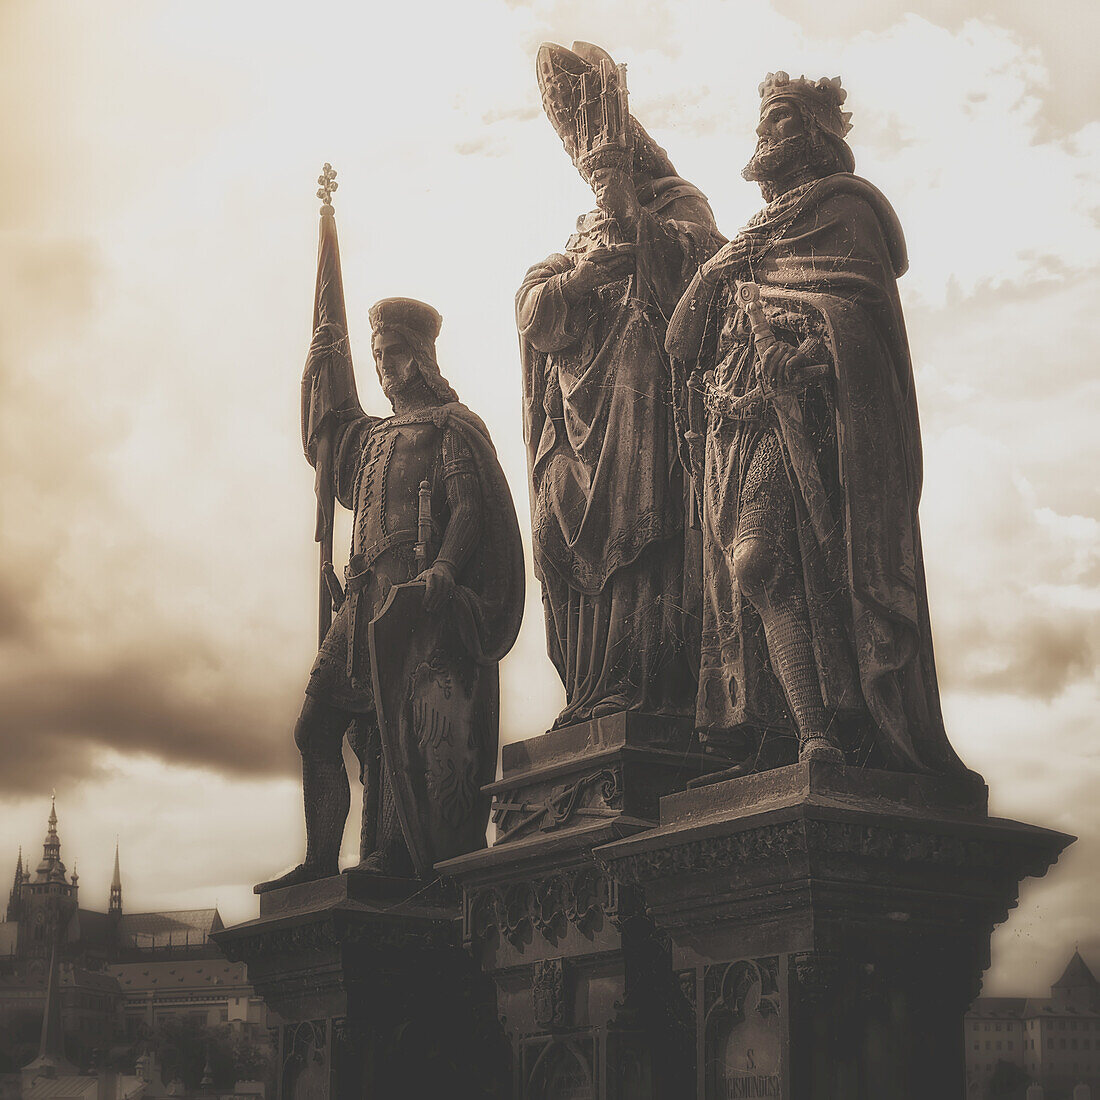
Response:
[17, 797, 78, 974]
[109, 841, 123, 916]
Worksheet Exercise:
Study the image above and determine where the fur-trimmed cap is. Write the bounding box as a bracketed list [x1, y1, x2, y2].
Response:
[368, 297, 442, 340]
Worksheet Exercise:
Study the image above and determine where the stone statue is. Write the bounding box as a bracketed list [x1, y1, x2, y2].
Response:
[665, 73, 969, 778]
[259, 174, 524, 889]
[518, 42, 725, 728]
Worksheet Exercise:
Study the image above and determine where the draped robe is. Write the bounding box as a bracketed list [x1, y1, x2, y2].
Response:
[518, 178, 723, 727]
[669, 173, 968, 775]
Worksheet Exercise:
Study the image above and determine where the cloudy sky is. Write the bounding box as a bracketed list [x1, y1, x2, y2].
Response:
[1, 0, 1096, 995]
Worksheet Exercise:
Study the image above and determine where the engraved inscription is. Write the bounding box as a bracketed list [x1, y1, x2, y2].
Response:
[705, 958, 784, 1100]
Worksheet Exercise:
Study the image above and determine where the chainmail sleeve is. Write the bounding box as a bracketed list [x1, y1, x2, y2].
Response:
[435, 428, 481, 575]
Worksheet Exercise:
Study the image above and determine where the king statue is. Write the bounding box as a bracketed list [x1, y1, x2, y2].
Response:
[259, 171, 524, 890]
[518, 42, 725, 729]
[666, 74, 971, 780]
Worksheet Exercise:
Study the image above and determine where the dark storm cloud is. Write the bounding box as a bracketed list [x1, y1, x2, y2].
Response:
[0, 581, 29, 639]
[942, 614, 1098, 701]
[974, 618, 1097, 700]
[0, 651, 298, 797]
[0, 232, 303, 799]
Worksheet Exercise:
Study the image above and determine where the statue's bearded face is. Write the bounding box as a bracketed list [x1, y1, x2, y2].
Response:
[742, 98, 810, 185]
[372, 331, 420, 403]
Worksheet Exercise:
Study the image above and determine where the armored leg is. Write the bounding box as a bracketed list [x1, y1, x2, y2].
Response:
[346, 717, 413, 876]
[295, 697, 352, 872]
[733, 432, 843, 763]
[375, 775, 415, 878]
[347, 717, 381, 865]
[255, 696, 352, 891]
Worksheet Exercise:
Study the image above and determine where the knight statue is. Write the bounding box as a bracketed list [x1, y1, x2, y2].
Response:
[665, 74, 972, 780]
[258, 170, 524, 888]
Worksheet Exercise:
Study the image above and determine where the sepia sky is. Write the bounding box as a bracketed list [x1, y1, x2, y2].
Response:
[1, 0, 1097, 995]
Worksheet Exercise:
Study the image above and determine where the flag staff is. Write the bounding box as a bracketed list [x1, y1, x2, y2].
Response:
[302, 164, 359, 646]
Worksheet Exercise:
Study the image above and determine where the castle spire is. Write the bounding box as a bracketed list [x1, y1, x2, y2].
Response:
[6, 848, 23, 921]
[36, 795, 66, 884]
[109, 840, 123, 915]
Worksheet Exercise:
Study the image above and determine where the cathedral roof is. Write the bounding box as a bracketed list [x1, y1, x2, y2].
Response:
[70, 908, 115, 945]
[118, 908, 223, 947]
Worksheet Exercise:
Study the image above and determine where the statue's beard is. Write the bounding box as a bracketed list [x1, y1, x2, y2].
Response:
[743, 134, 814, 190]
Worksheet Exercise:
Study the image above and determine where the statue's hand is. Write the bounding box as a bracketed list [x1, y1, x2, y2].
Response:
[595, 177, 639, 226]
[565, 245, 636, 298]
[758, 340, 809, 388]
[303, 321, 347, 380]
[419, 560, 456, 613]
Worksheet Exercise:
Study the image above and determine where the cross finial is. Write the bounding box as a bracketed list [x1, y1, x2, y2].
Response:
[316, 163, 338, 213]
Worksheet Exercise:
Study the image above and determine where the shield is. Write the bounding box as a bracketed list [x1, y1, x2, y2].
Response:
[369, 581, 498, 878]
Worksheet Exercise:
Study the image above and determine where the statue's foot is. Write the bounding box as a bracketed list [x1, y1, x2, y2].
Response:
[346, 851, 391, 875]
[799, 736, 845, 765]
[589, 697, 631, 719]
[254, 861, 338, 893]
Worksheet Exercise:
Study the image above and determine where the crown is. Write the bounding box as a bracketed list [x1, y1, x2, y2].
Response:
[537, 42, 631, 173]
[758, 72, 853, 139]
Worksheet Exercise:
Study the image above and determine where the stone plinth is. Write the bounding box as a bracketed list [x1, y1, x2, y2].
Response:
[438, 712, 723, 1100]
[596, 760, 1073, 1100]
[213, 870, 507, 1099]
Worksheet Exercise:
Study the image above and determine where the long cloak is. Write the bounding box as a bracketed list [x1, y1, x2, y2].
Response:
[669, 174, 966, 775]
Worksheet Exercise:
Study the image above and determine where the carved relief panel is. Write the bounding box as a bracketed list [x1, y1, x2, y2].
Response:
[704, 957, 786, 1099]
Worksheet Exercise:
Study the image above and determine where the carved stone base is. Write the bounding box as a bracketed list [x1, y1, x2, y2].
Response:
[438, 713, 721, 1099]
[213, 870, 508, 1099]
[596, 759, 1073, 1100]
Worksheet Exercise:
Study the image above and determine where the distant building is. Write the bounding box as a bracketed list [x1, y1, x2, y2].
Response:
[966, 949, 1100, 1097]
[0, 799, 269, 1073]
[18, 944, 145, 1099]
[110, 958, 260, 1040]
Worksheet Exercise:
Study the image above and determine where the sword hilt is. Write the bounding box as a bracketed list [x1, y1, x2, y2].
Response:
[415, 479, 433, 574]
[321, 561, 345, 611]
[735, 280, 777, 353]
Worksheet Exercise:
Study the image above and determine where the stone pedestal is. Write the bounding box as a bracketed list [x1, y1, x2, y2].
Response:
[213, 870, 508, 1099]
[595, 760, 1073, 1100]
[437, 712, 722, 1100]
